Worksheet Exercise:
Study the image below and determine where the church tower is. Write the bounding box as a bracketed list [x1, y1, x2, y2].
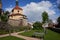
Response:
[8, 0, 28, 27]
[11, 0, 23, 14]
[16, 0, 18, 6]
[0, 0, 2, 9]
[0, 0, 3, 15]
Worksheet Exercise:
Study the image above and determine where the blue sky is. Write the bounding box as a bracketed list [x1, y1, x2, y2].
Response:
[2, 0, 57, 8]
[1, 0, 60, 23]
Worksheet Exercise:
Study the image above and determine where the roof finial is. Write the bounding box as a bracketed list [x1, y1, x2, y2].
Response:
[0, 0, 2, 3]
[16, 0, 18, 1]
[16, 0, 18, 6]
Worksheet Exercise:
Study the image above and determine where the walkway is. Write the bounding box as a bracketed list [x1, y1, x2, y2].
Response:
[0, 31, 40, 40]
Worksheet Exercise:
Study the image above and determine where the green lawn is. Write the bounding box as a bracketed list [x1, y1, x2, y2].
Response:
[19, 29, 60, 40]
[0, 36, 25, 40]
[44, 30, 60, 40]
[0, 30, 9, 35]
[19, 30, 36, 37]
[19, 29, 43, 37]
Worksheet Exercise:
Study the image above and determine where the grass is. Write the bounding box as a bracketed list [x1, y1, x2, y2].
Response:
[19, 29, 60, 40]
[19, 29, 44, 37]
[44, 30, 60, 40]
[19, 30, 35, 37]
[0, 36, 25, 40]
[0, 30, 9, 35]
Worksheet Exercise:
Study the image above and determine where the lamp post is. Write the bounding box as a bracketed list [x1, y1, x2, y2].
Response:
[42, 22, 48, 34]
[42, 22, 48, 40]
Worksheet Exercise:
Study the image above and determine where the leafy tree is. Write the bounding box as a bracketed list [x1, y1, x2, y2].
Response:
[55, 16, 60, 28]
[1, 11, 10, 22]
[0, 9, 3, 16]
[0, 11, 11, 35]
[57, 16, 60, 24]
[42, 11, 49, 23]
[33, 21, 42, 30]
[0, 9, 3, 20]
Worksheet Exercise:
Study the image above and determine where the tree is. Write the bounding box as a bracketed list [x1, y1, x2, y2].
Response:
[1, 11, 9, 22]
[57, 16, 60, 24]
[42, 11, 49, 23]
[0, 11, 11, 35]
[33, 21, 42, 30]
[56, 16, 60, 28]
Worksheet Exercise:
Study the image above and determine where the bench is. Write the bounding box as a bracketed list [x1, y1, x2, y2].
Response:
[32, 32, 44, 39]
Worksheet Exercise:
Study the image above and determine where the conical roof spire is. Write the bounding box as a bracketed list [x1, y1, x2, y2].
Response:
[0, 0, 2, 9]
[0, 0, 1, 2]
[16, 0, 18, 6]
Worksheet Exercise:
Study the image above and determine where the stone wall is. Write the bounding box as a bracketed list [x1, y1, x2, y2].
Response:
[8, 19, 28, 27]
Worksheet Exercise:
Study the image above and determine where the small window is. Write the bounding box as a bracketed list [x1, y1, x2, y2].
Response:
[18, 10, 19, 13]
[12, 10, 14, 12]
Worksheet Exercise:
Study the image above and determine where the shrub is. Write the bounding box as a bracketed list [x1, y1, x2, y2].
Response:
[33, 21, 42, 30]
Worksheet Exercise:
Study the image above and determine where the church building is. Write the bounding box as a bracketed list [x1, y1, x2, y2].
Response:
[8, 0, 28, 27]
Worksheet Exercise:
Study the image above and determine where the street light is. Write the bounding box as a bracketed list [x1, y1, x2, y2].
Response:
[42, 22, 48, 34]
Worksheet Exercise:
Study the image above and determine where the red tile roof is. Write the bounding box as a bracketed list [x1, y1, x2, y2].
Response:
[12, 5, 23, 10]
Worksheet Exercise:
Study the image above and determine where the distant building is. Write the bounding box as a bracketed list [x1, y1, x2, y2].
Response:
[8, 0, 28, 27]
[48, 20, 55, 28]
[27, 22, 33, 28]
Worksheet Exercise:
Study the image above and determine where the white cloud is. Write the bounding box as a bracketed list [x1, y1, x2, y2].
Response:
[5, 1, 56, 22]
[22, 1, 56, 22]
[57, 0, 60, 4]
[5, 7, 13, 12]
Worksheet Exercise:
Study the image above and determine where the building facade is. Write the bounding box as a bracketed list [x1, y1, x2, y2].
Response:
[8, 0, 28, 27]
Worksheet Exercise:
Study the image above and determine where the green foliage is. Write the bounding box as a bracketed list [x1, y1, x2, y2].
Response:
[0, 22, 13, 35]
[56, 16, 60, 28]
[4, 11, 10, 15]
[11, 26, 31, 32]
[0, 29, 9, 35]
[1, 15, 8, 22]
[19, 29, 60, 40]
[0, 36, 25, 40]
[0, 11, 11, 34]
[19, 30, 36, 37]
[19, 30, 44, 38]
[42, 11, 49, 23]
[33, 21, 42, 30]
[57, 16, 60, 24]
[44, 30, 60, 40]
[1, 11, 9, 22]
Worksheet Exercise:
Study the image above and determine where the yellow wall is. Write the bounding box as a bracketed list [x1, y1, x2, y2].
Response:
[9, 15, 23, 20]
[13, 9, 23, 14]
[8, 8, 28, 26]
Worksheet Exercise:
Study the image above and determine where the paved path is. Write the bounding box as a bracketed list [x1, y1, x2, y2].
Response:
[11, 33, 40, 40]
[0, 34, 9, 37]
[0, 31, 41, 40]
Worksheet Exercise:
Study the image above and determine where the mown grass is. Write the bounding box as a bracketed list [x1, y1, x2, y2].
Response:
[19, 29, 60, 40]
[0, 30, 9, 35]
[19, 29, 44, 37]
[44, 30, 60, 40]
[0, 36, 25, 40]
